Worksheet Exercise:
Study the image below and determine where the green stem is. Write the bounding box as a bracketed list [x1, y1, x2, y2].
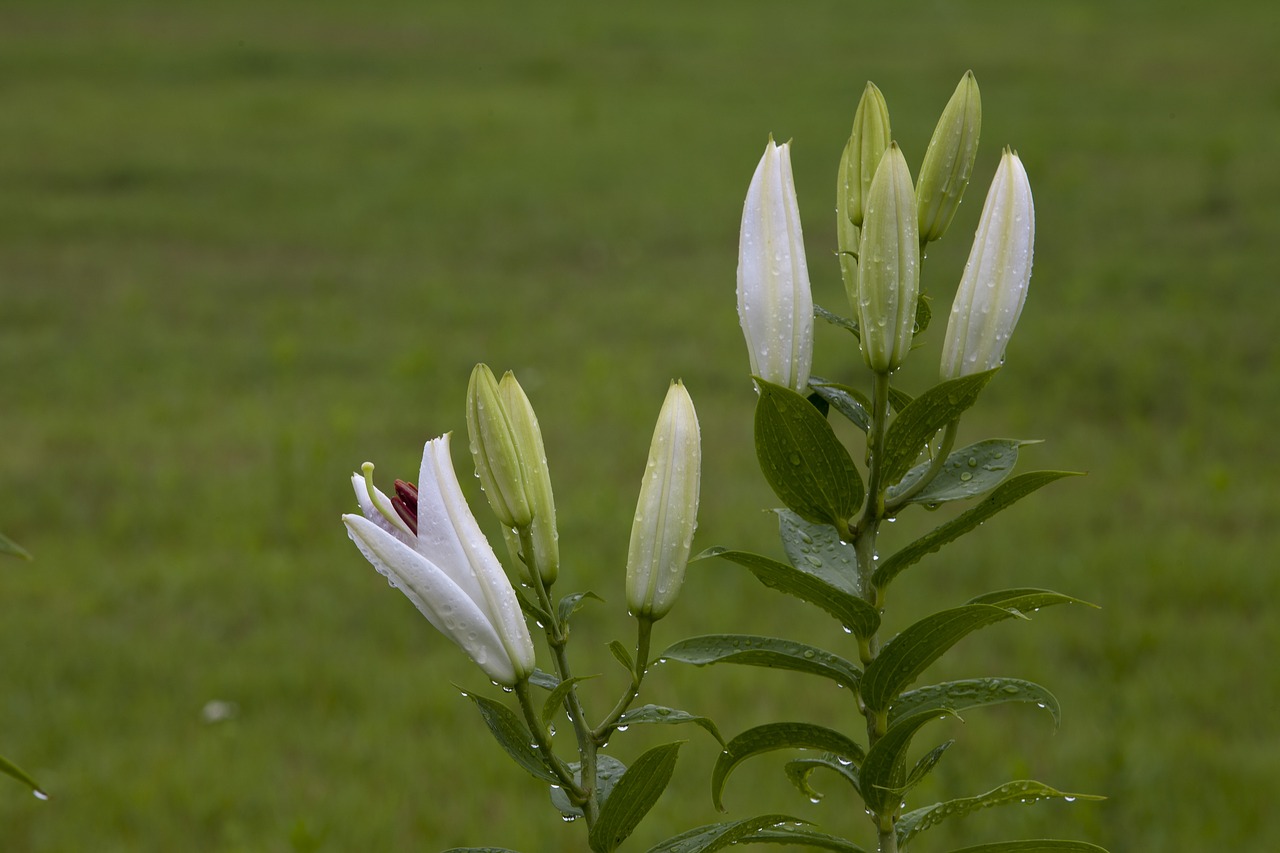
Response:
[593, 617, 653, 744]
[885, 420, 958, 513]
[513, 679, 580, 794]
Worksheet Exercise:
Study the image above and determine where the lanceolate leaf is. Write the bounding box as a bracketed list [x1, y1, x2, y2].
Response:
[775, 510, 860, 596]
[861, 605, 1021, 713]
[860, 709, 958, 814]
[814, 304, 860, 338]
[643, 815, 811, 853]
[808, 378, 871, 432]
[528, 669, 560, 691]
[784, 752, 862, 801]
[0, 754, 45, 797]
[609, 640, 636, 674]
[940, 842, 1109, 853]
[590, 742, 683, 852]
[881, 370, 998, 488]
[896, 780, 1105, 848]
[753, 379, 863, 526]
[558, 591, 604, 629]
[744, 825, 870, 851]
[903, 739, 954, 792]
[465, 693, 558, 783]
[713, 723, 866, 811]
[887, 439, 1033, 505]
[551, 756, 627, 819]
[661, 634, 862, 691]
[0, 532, 32, 560]
[700, 548, 880, 639]
[616, 704, 725, 746]
[890, 678, 1061, 729]
[543, 676, 597, 726]
[968, 588, 1095, 612]
[874, 471, 1081, 590]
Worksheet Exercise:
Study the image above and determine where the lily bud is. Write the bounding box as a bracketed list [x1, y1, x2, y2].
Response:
[343, 435, 537, 686]
[466, 363, 533, 529]
[497, 371, 559, 585]
[917, 71, 982, 245]
[940, 148, 1035, 379]
[625, 381, 700, 622]
[855, 143, 920, 373]
[737, 137, 814, 394]
[840, 81, 892, 231]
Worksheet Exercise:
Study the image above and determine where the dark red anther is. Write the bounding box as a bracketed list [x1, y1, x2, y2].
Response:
[391, 479, 419, 535]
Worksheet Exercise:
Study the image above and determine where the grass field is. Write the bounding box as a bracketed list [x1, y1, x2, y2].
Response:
[1, 1, 1277, 850]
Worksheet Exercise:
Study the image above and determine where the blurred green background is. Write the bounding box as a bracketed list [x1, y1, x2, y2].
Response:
[1, 0, 1276, 850]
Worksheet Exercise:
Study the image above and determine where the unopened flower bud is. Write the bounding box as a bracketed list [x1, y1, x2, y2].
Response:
[940, 148, 1035, 379]
[855, 143, 920, 373]
[625, 381, 700, 622]
[466, 363, 533, 529]
[840, 81, 892, 231]
[497, 371, 559, 585]
[737, 138, 813, 394]
[917, 70, 982, 245]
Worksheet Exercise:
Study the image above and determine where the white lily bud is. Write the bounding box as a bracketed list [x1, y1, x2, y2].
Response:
[940, 148, 1035, 379]
[497, 370, 559, 585]
[856, 143, 920, 373]
[737, 138, 814, 394]
[917, 70, 982, 245]
[343, 435, 536, 686]
[625, 382, 701, 622]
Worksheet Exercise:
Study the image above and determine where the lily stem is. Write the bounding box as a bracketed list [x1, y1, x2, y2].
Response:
[593, 617, 654, 744]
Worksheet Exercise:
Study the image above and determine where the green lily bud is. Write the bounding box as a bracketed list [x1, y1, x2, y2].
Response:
[466, 363, 533, 529]
[625, 381, 700, 622]
[497, 371, 559, 585]
[940, 148, 1035, 379]
[840, 81, 892, 231]
[917, 70, 982, 245]
[855, 143, 920, 373]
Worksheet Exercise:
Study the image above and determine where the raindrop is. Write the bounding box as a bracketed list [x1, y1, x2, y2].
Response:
[32, 790, 48, 801]
[616, 725, 629, 732]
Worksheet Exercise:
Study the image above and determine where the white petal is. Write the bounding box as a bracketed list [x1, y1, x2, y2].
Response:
[350, 472, 413, 543]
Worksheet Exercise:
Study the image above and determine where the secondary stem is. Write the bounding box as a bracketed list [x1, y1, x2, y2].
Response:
[593, 617, 653, 743]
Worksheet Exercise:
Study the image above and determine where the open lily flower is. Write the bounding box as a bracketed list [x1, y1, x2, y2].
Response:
[342, 434, 536, 687]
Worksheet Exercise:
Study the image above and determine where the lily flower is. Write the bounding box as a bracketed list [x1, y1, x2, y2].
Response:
[940, 147, 1035, 379]
[342, 434, 536, 687]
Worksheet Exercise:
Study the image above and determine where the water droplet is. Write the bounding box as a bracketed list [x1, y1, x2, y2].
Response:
[33, 790, 48, 801]
[616, 725, 629, 732]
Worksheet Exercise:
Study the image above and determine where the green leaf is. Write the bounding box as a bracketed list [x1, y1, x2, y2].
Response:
[644, 815, 810, 853]
[754, 379, 863, 526]
[967, 588, 1095, 612]
[542, 675, 598, 726]
[784, 752, 861, 801]
[890, 678, 1061, 729]
[860, 709, 958, 814]
[514, 588, 553, 629]
[558, 591, 604, 629]
[814, 304, 860, 338]
[528, 669, 560, 691]
[442, 848, 522, 852]
[746, 825, 870, 851]
[551, 755, 628, 819]
[590, 742, 683, 852]
[808, 378, 871, 432]
[896, 781, 1105, 848]
[881, 370, 998, 488]
[913, 291, 932, 337]
[609, 640, 636, 675]
[699, 548, 880, 639]
[903, 739, 954, 792]
[0, 754, 45, 798]
[874, 471, 1081, 590]
[465, 692, 559, 783]
[660, 634, 862, 691]
[940, 841, 1109, 853]
[886, 385, 914, 413]
[775, 510, 860, 596]
[616, 704, 725, 746]
[712, 723, 866, 812]
[887, 439, 1034, 505]
[0, 532, 32, 560]
[860, 604, 1021, 713]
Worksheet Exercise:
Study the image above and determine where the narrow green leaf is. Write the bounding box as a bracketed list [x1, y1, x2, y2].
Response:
[0, 754, 45, 797]
[890, 678, 1060, 729]
[644, 815, 810, 853]
[442, 848, 522, 852]
[940, 841, 1109, 853]
[874, 471, 1080, 590]
[754, 379, 863, 526]
[660, 634, 862, 691]
[700, 548, 880, 639]
[860, 604, 1018, 712]
[514, 588, 553, 628]
[551, 756, 627, 819]
[967, 588, 1096, 612]
[590, 742, 683, 852]
[465, 693, 558, 783]
[897, 781, 1105, 848]
[528, 669, 560, 691]
[881, 370, 998, 488]
[0, 532, 32, 560]
[886, 386, 915, 413]
[616, 704, 725, 746]
[913, 291, 932, 337]
[746, 825, 870, 851]
[860, 710, 958, 814]
[542, 675, 597, 726]
[784, 753, 861, 801]
[808, 378, 871, 432]
[558, 591, 604, 628]
[712, 723, 866, 811]
[609, 640, 636, 675]
[814, 303, 860, 338]
[775, 510, 860, 596]
[887, 439, 1034, 505]
[903, 739, 954, 792]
